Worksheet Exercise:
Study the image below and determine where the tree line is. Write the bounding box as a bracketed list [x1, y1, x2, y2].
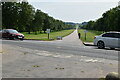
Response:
[2, 2, 75, 34]
[81, 6, 120, 32]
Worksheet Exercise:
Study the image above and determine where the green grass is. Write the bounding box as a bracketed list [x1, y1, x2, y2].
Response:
[78, 29, 104, 42]
[22, 29, 74, 41]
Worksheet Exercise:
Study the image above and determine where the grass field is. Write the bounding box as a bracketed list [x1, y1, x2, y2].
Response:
[22, 29, 74, 41]
[78, 29, 104, 42]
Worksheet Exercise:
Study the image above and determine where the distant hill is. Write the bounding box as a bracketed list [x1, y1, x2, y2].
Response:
[81, 22, 88, 26]
[65, 22, 77, 25]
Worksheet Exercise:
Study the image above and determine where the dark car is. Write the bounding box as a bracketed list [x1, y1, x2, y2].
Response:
[1, 29, 24, 40]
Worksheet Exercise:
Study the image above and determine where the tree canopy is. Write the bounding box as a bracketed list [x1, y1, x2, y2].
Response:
[81, 6, 120, 32]
[2, 2, 75, 33]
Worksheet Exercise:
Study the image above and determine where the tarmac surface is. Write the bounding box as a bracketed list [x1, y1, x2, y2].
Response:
[1, 29, 119, 78]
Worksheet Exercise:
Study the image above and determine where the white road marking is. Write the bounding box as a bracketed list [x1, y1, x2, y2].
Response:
[80, 58, 103, 63]
[57, 47, 61, 49]
[35, 50, 74, 58]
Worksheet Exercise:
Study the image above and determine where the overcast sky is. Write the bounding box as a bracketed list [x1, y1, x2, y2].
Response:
[28, 0, 119, 23]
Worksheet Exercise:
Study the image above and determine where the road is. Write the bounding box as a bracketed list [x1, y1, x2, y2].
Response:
[2, 30, 118, 60]
[1, 29, 119, 78]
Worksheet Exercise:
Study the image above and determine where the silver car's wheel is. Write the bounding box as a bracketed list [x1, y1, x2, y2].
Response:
[97, 41, 105, 49]
[110, 47, 115, 50]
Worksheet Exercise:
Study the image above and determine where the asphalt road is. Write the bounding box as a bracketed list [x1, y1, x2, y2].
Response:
[2, 39, 119, 61]
[1, 30, 119, 78]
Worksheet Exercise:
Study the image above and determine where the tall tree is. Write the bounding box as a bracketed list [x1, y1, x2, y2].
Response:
[82, 6, 120, 32]
[18, 2, 34, 32]
[2, 2, 18, 29]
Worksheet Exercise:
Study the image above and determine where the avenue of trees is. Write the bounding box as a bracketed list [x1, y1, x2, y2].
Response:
[81, 6, 120, 32]
[2, 2, 75, 34]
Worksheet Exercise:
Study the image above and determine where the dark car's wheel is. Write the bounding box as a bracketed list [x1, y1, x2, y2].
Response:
[97, 41, 105, 49]
[9, 37, 16, 40]
[9, 37, 13, 40]
[13, 37, 16, 40]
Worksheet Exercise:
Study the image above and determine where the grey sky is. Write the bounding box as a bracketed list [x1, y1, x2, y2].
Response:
[28, 0, 119, 23]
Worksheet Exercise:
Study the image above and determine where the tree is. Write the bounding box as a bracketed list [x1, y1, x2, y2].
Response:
[2, 1, 75, 33]
[82, 6, 120, 32]
[2, 2, 19, 29]
[18, 2, 35, 32]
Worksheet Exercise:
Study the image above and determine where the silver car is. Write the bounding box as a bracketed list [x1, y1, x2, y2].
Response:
[94, 32, 120, 49]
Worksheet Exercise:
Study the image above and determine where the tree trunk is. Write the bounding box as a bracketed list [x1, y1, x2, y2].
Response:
[44, 30, 45, 33]
[28, 31, 31, 34]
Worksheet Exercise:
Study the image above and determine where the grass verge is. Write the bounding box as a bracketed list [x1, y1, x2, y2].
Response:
[78, 29, 104, 42]
[22, 29, 74, 41]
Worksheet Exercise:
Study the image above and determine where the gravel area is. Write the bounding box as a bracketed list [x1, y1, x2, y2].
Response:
[2, 44, 118, 78]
